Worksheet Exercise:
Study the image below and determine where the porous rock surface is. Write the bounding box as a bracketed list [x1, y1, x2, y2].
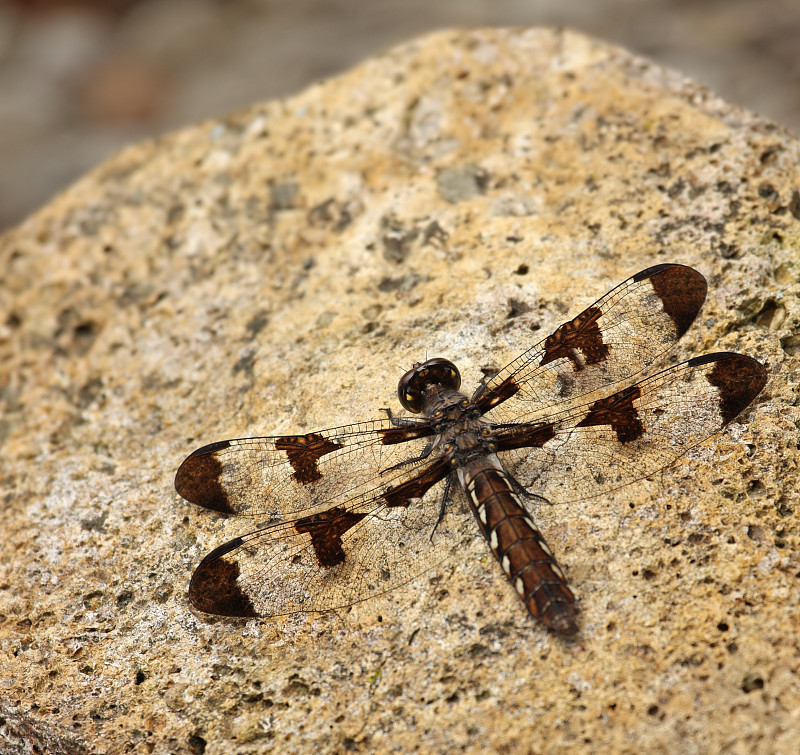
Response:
[1, 28, 798, 755]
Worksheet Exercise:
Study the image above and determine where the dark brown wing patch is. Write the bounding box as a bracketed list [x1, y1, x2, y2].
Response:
[474, 375, 521, 413]
[641, 263, 708, 338]
[294, 507, 368, 568]
[175, 441, 234, 514]
[695, 352, 768, 424]
[275, 432, 344, 483]
[540, 306, 608, 370]
[378, 425, 436, 445]
[383, 458, 450, 507]
[493, 422, 556, 452]
[576, 386, 644, 443]
[189, 539, 259, 617]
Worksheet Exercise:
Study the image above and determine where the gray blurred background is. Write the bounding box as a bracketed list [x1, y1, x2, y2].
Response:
[0, 0, 798, 231]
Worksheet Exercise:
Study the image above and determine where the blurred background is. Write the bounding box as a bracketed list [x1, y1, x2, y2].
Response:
[0, 0, 798, 231]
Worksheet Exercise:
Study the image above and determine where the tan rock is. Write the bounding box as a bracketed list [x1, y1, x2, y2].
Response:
[0, 28, 797, 754]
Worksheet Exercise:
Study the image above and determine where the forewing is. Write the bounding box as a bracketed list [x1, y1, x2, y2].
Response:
[175, 418, 436, 518]
[495, 352, 767, 504]
[477, 264, 708, 422]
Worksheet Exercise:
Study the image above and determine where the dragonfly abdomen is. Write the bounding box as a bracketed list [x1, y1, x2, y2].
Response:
[458, 460, 577, 633]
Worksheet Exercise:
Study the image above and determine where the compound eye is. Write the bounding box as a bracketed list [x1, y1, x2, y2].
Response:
[397, 358, 461, 413]
[398, 365, 425, 413]
[399, 386, 422, 413]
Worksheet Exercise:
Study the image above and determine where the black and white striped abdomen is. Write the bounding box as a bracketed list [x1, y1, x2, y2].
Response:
[457, 457, 577, 633]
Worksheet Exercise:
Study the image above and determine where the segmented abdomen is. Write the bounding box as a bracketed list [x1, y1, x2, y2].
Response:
[458, 461, 577, 633]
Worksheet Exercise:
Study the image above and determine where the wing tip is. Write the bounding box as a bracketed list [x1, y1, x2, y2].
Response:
[640, 264, 708, 338]
[189, 546, 260, 618]
[175, 445, 235, 514]
[698, 352, 768, 424]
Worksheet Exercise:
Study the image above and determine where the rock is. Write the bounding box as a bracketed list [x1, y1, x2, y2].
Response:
[0, 28, 797, 754]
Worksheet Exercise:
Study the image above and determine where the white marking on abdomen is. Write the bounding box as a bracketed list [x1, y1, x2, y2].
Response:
[535, 535, 554, 558]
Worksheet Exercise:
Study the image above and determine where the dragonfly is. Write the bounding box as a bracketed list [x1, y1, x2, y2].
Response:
[175, 264, 767, 633]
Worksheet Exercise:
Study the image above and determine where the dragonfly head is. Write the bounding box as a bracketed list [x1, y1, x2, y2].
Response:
[397, 358, 461, 413]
